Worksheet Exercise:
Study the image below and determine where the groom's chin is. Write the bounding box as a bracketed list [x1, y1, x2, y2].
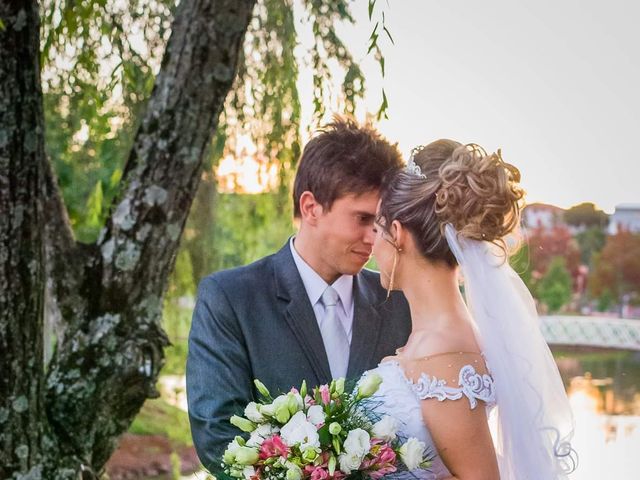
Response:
[342, 259, 369, 275]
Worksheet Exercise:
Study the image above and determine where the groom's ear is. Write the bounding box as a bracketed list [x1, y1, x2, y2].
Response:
[299, 191, 322, 226]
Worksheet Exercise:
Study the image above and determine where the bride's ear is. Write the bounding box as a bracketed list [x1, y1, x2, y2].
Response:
[391, 220, 406, 251]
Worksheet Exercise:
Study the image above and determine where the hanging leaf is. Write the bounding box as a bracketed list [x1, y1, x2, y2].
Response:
[383, 25, 394, 44]
[376, 89, 389, 121]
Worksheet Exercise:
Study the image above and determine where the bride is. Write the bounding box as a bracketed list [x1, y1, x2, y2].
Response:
[365, 139, 576, 479]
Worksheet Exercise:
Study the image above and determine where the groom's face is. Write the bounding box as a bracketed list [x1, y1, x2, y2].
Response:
[315, 190, 379, 277]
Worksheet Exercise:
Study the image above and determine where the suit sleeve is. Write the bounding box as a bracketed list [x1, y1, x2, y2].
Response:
[186, 275, 252, 471]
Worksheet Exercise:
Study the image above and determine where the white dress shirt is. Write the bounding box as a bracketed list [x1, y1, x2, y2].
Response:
[289, 237, 354, 343]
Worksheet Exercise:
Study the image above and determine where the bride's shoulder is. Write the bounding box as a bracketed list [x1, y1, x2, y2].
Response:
[402, 351, 496, 409]
[380, 354, 400, 365]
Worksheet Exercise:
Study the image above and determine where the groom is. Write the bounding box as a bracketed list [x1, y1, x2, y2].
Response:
[186, 117, 412, 470]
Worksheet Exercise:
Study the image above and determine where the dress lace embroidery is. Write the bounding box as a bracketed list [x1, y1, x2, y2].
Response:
[410, 364, 496, 409]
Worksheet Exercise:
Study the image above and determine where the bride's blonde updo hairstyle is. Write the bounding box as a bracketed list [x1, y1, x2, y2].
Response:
[377, 139, 525, 267]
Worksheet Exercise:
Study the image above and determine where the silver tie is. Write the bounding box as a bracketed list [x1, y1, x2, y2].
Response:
[320, 286, 350, 379]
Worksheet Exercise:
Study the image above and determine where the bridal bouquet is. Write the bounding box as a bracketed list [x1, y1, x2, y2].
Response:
[219, 375, 431, 480]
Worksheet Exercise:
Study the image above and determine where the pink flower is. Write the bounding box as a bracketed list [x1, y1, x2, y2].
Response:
[290, 387, 300, 394]
[377, 444, 397, 464]
[305, 466, 329, 480]
[360, 443, 397, 479]
[319, 385, 331, 405]
[259, 435, 289, 460]
[369, 465, 397, 479]
[304, 395, 316, 407]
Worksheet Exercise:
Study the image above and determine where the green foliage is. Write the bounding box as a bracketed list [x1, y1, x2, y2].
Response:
[170, 451, 182, 480]
[41, 0, 172, 241]
[538, 257, 573, 313]
[43, 88, 134, 242]
[162, 250, 193, 375]
[597, 288, 614, 312]
[366, 0, 393, 119]
[129, 398, 193, 446]
[509, 244, 533, 291]
[575, 226, 606, 266]
[208, 192, 295, 272]
[588, 231, 640, 301]
[563, 202, 608, 228]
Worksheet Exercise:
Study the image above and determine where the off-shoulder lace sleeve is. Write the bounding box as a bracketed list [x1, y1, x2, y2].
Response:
[401, 352, 496, 409]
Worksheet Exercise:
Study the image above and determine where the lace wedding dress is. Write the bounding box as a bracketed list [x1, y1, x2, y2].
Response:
[364, 351, 496, 480]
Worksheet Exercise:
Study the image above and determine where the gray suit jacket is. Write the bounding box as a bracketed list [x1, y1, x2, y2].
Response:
[186, 242, 411, 470]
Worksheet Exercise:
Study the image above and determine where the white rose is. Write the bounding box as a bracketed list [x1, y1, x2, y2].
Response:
[246, 423, 279, 447]
[285, 461, 303, 480]
[372, 416, 398, 442]
[280, 411, 320, 450]
[289, 392, 304, 411]
[260, 395, 290, 421]
[356, 372, 383, 399]
[273, 394, 289, 408]
[243, 466, 256, 479]
[260, 403, 275, 417]
[223, 438, 242, 464]
[338, 452, 363, 474]
[343, 428, 371, 457]
[306, 405, 326, 426]
[244, 402, 265, 423]
[400, 437, 426, 470]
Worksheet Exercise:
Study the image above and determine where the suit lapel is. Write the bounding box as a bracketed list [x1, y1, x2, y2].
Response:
[347, 274, 383, 379]
[273, 243, 332, 384]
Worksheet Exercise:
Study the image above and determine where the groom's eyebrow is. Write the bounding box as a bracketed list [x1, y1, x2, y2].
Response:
[354, 211, 375, 220]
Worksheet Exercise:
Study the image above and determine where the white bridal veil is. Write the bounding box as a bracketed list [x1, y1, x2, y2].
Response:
[444, 224, 577, 480]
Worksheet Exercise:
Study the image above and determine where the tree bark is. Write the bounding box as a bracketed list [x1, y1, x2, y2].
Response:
[1, 0, 257, 478]
[0, 2, 46, 478]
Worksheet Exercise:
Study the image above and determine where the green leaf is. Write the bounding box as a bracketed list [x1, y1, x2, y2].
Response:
[0, 18, 5, 31]
[383, 25, 395, 45]
[379, 56, 385, 77]
[376, 89, 389, 121]
[84, 181, 104, 232]
[318, 424, 331, 446]
[368, 21, 379, 42]
[368, 0, 376, 20]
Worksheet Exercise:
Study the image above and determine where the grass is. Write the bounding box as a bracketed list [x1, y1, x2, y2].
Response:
[129, 397, 193, 447]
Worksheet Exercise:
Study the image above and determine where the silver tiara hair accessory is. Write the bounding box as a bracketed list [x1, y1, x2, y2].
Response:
[405, 145, 427, 179]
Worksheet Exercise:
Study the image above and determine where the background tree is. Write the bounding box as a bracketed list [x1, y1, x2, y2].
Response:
[1, 0, 385, 477]
[537, 257, 573, 313]
[526, 225, 581, 282]
[563, 202, 609, 229]
[589, 231, 640, 307]
[575, 226, 606, 267]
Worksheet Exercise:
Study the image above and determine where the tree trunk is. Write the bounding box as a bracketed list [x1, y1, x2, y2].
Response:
[0, 0, 257, 478]
[0, 2, 46, 478]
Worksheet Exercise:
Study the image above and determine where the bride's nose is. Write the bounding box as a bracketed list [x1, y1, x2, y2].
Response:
[363, 225, 376, 245]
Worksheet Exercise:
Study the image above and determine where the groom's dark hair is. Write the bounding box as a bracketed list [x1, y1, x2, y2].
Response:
[293, 115, 403, 218]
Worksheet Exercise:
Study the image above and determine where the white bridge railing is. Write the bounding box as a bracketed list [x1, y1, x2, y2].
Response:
[540, 315, 640, 351]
